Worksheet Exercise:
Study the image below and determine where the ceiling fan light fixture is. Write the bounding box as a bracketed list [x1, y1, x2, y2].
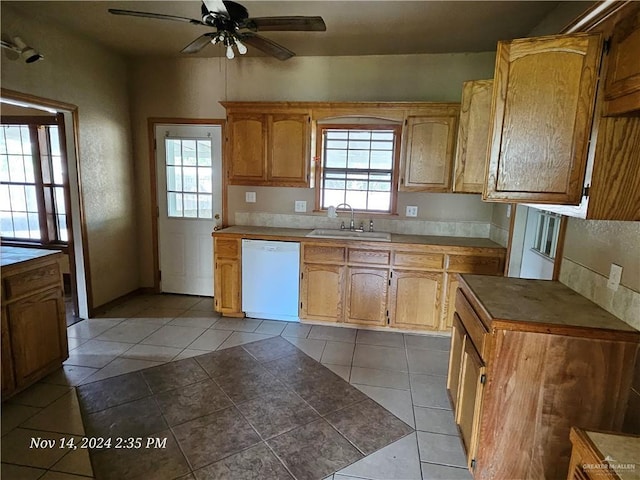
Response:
[235, 37, 247, 55]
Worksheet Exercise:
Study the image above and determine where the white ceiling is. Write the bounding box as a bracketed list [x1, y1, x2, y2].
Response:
[3, 1, 592, 59]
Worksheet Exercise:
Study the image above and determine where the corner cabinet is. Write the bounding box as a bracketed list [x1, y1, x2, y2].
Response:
[447, 275, 640, 480]
[453, 80, 493, 194]
[223, 103, 311, 187]
[400, 107, 459, 192]
[484, 33, 603, 205]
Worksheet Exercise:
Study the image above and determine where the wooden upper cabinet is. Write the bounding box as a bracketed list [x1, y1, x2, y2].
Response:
[227, 113, 267, 182]
[453, 80, 493, 193]
[484, 33, 603, 205]
[401, 114, 458, 192]
[268, 114, 310, 185]
[225, 105, 310, 187]
[603, 3, 640, 116]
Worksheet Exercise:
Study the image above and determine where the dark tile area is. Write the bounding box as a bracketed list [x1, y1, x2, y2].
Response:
[214, 366, 285, 403]
[90, 429, 189, 480]
[77, 336, 416, 480]
[268, 419, 363, 480]
[172, 406, 261, 470]
[76, 371, 151, 413]
[243, 336, 301, 363]
[141, 358, 209, 394]
[237, 388, 320, 439]
[195, 346, 262, 378]
[291, 375, 367, 416]
[193, 443, 293, 480]
[85, 396, 167, 438]
[326, 398, 414, 454]
[154, 379, 232, 426]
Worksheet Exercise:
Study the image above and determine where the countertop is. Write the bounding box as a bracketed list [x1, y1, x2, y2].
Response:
[586, 430, 640, 479]
[460, 274, 639, 336]
[213, 225, 504, 249]
[1, 246, 61, 268]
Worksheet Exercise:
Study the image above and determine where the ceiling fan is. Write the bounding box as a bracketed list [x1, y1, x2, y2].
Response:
[109, 0, 326, 60]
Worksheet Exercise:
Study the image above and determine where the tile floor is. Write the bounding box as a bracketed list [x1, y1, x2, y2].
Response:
[1, 294, 472, 480]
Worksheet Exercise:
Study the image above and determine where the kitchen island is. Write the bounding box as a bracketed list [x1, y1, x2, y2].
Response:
[212, 226, 507, 332]
[448, 274, 639, 479]
[1, 246, 68, 399]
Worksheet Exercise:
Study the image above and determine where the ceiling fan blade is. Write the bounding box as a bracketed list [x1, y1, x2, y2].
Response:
[245, 16, 326, 32]
[108, 9, 204, 26]
[181, 34, 215, 54]
[239, 32, 295, 61]
[202, 0, 229, 16]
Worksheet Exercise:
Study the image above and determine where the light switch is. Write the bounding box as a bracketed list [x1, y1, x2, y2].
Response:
[406, 206, 418, 217]
[245, 191, 256, 203]
[608, 264, 623, 291]
[294, 200, 307, 213]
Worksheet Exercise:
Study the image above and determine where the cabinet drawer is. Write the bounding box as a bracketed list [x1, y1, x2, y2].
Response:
[455, 289, 488, 359]
[4, 263, 61, 300]
[304, 245, 346, 263]
[447, 254, 503, 275]
[394, 251, 444, 269]
[215, 239, 239, 258]
[348, 249, 390, 265]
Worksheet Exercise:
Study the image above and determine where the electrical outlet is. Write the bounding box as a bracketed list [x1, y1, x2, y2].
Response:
[608, 264, 623, 291]
[245, 191, 256, 203]
[294, 200, 307, 213]
[406, 205, 418, 217]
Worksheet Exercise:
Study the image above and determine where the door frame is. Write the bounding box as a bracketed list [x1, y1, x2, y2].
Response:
[1, 88, 92, 317]
[148, 118, 227, 292]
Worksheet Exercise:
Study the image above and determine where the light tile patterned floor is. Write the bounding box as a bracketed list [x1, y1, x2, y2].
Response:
[1, 294, 471, 480]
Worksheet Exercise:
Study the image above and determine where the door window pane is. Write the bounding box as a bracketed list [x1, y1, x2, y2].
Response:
[164, 137, 214, 219]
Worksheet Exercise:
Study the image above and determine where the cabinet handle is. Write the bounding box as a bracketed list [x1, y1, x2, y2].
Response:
[480, 374, 486, 384]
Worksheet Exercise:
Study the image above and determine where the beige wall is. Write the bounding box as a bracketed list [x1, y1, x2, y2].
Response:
[1, 5, 138, 308]
[130, 52, 497, 287]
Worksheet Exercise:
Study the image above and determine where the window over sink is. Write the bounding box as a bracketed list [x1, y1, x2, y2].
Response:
[316, 124, 401, 214]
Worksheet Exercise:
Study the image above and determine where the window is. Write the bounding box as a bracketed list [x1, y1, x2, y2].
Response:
[0, 119, 68, 244]
[533, 211, 560, 259]
[165, 138, 213, 219]
[317, 125, 400, 213]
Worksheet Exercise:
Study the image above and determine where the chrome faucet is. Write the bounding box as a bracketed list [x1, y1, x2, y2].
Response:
[335, 203, 356, 231]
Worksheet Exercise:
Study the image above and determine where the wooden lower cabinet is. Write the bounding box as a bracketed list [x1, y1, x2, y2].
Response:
[448, 275, 640, 479]
[389, 270, 441, 329]
[300, 263, 344, 322]
[2, 249, 68, 400]
[455, 335, 485, 470]
[345, 267, 389, 326]
[213, 238, 242, 316]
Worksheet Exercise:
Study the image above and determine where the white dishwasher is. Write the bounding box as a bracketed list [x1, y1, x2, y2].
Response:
[241, 240, 300, 322]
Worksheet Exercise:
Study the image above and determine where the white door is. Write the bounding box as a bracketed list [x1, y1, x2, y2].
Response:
[155, 124, 222, 296]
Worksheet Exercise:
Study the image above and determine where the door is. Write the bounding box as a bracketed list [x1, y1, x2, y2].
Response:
[156, 124, 223, 296]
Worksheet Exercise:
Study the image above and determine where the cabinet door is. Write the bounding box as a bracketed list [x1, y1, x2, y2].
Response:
[1, 308, 15, 398]
[389, 270, 441, 329]
[484, 33, 603, 204]
[447, 313, 465, 410]
[227, 113, 266, 183]
[440, 273, 460, 330]
[268, 114, 310, 186]
[214, 258, 241, 315]
[300, 263, 344, 322]
[456, 337, 486, 469]
[401, 115, 457, 192]
[604, 4, 640, 116]
[345, 267, 389, 326]
[7, 288, 67, 389]
[454, 80, 493, 193]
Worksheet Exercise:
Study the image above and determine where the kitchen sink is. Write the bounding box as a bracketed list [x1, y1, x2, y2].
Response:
[306, 229, 392, 242]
